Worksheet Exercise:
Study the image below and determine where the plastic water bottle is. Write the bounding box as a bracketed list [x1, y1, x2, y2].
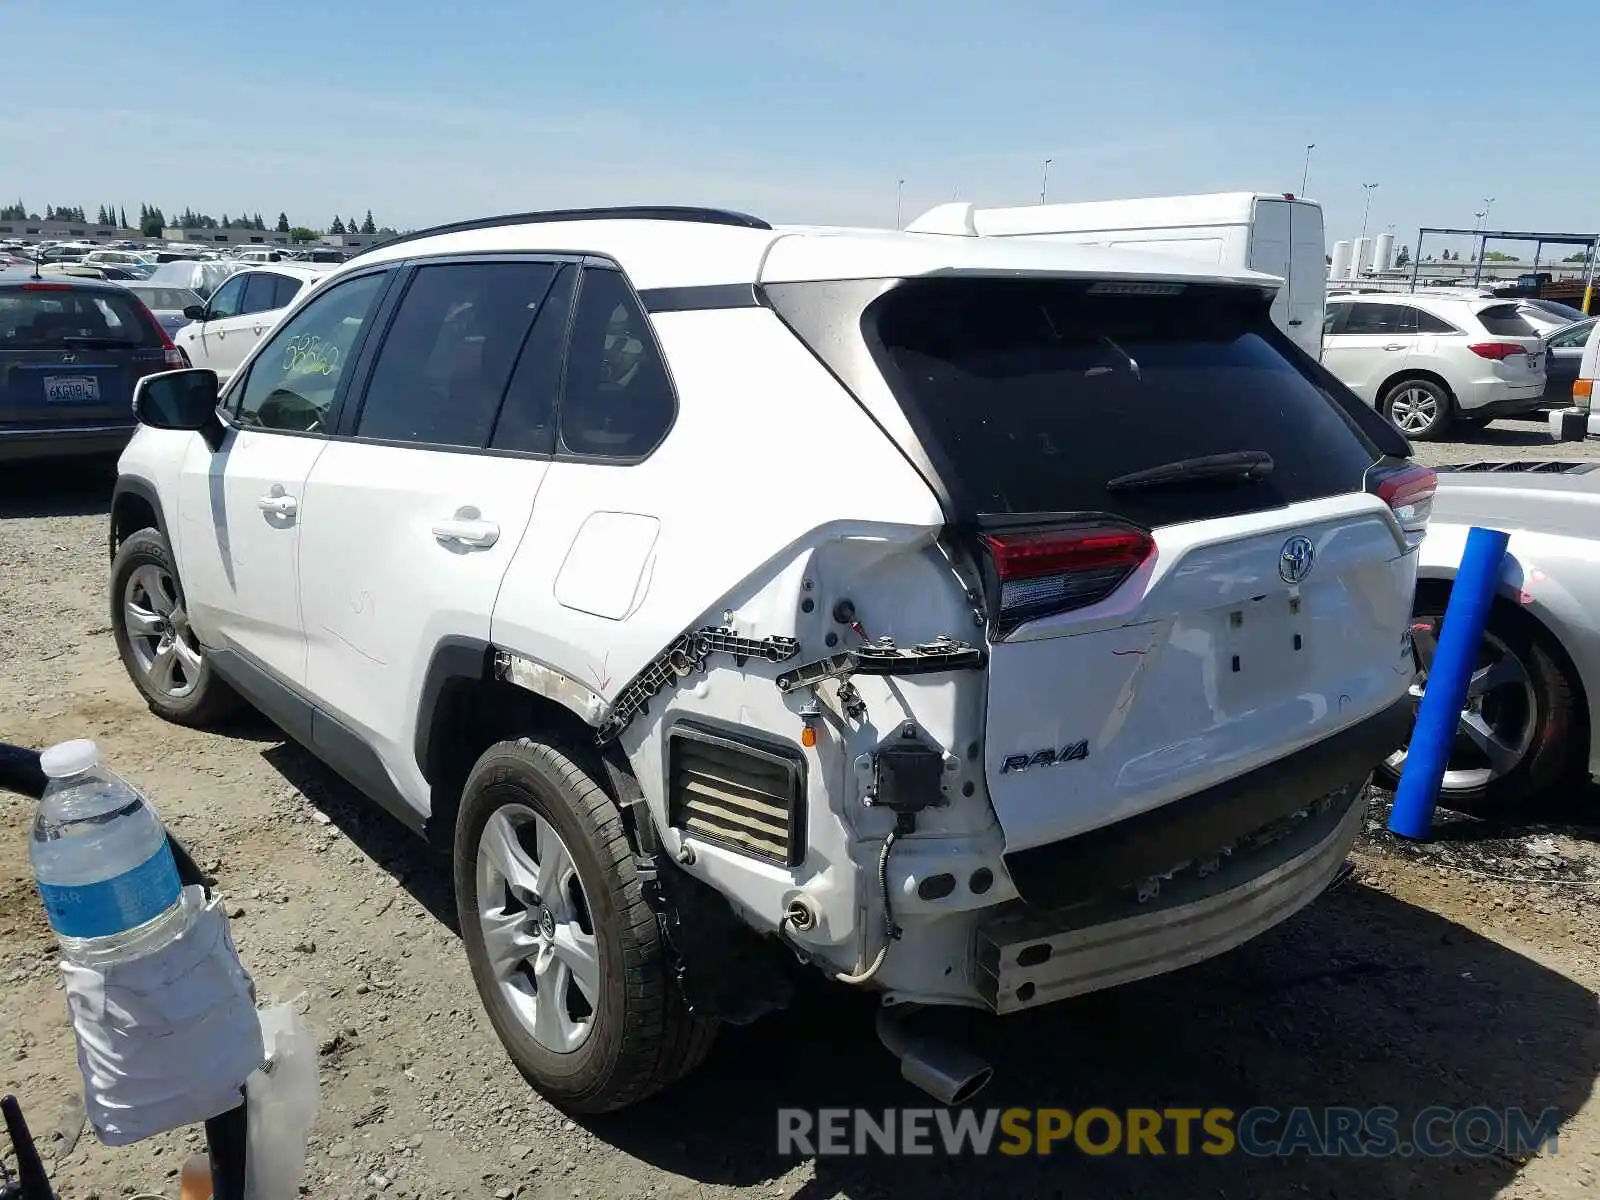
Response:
[29, 739, 188, 966]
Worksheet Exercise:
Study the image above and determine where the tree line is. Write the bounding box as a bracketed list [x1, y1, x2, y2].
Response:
[0, 199, 386, 241]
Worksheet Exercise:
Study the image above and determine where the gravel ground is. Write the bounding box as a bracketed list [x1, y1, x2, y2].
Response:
[2, 442, 1599, 1200]
[1408, 415, 1600, 469]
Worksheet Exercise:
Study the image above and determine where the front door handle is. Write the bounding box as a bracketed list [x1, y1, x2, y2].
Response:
[1288, 319, 1304, 326]
[257, 494, 297, 516]
[1384, 343, 1404, 351]
[252, 324, 265, 335]
[432, 517, 499, 548]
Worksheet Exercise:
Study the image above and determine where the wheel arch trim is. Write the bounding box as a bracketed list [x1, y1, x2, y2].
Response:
[109, 474, 169, 559]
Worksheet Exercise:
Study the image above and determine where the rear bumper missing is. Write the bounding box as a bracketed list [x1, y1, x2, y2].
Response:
[976, 779, 1366, 1014]
[1001, 697, 1410, 910]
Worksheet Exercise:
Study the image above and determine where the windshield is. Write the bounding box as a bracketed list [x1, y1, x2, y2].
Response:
[0, 287, 160, 348]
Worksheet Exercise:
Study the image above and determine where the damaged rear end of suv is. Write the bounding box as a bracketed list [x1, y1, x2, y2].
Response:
[712, 236, 1434, 1101]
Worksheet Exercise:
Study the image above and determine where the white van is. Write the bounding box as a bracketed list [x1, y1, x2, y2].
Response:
[908, 192, 1327, 359]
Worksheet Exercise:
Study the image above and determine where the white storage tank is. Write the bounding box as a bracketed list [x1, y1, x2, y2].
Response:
[1329, 239, 1353, 281]
[1373, 232, 1395, 273]
[1350, 237, 1372, 279]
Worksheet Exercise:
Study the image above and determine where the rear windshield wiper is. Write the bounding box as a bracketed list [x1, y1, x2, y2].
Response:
[1106, 450, 1275, 492]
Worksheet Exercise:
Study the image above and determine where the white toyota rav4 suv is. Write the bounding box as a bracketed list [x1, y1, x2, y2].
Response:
[109, 206, 1430, 1113]
[1322, 291, 1547, 440]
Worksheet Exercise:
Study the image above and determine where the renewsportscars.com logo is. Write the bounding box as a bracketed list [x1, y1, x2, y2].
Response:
[777, 1106, 1564, 1158]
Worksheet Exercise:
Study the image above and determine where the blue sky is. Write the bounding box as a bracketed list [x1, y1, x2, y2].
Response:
[4, 0, 1593, 257]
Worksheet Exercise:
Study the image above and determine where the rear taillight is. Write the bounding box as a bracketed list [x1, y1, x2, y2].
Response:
[1574, 379, 1593, 410]
[1370, 464, 1437, 548]
[980, 522, 1154, 634]
[1467, 342, 1529, 361]
[131, 299, 184, 366]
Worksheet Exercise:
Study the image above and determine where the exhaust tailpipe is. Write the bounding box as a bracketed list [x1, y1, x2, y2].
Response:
[875, 1005, 993, 1106]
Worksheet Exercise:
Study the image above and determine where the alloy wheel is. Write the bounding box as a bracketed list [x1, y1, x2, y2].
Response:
[1384, 618, 1538, 791]
[1388, 387, 1440, 435]
[475, 803, 601, 1054]
[122, 564, 205, 700]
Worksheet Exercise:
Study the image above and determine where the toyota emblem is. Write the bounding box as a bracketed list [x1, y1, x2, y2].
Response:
[1279, 535, 1315, 584]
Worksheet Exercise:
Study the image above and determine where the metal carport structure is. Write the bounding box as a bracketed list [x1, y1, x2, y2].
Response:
[1410, 226, 1600, 311]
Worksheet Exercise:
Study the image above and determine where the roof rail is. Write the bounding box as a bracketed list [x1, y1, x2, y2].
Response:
[345, 205, 772, 261]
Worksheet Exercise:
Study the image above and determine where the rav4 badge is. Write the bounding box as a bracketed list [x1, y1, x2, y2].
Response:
[1000, 740, 1089, 774]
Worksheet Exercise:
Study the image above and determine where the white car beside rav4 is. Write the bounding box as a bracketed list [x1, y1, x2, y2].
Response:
[170, 262, 336, 382]
[1322, 291, 1547, 440]
[107, 204, 1432, 1114]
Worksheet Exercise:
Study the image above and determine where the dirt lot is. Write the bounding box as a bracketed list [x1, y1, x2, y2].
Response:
[3, 423, 1600, 1200]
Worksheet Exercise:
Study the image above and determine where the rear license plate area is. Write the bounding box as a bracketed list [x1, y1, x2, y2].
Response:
[1216, 595, 1309, 712]
[44, 375, 100, 403]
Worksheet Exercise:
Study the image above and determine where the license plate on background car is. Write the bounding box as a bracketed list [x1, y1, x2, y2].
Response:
[43, 375, 99, 403]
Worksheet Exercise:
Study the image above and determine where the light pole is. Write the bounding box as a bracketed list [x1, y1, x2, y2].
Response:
[896, 179, 904, 228]
[1041, 158, 1052, 205]
[1359, 182, 1379, 238]
[1301, 143, 1315, 195]
[1482, 197, 1495, 229]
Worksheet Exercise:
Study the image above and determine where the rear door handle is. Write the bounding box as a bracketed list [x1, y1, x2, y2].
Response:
[252, 324, 265, 335]
[1288, 319, 1304, 326]
[1384, 343, 1404, 351]
[432, 517, 499, 548]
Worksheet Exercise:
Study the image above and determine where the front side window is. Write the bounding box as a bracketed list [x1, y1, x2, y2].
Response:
[1549, 319, 1596, 349]
[231, 271, 388, 433]
[558, 267, 676, 459]
[354, 260, 558, 448]
[207, 275, 246, 320]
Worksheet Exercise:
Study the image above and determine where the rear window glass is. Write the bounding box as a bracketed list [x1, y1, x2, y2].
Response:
[865, 278, 1381, 525]
[0, 287, 158, 349]
[1476, 305, 1539, 337]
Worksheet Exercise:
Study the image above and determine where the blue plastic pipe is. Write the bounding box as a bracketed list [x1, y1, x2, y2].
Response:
[1389, 526, 1510, 839]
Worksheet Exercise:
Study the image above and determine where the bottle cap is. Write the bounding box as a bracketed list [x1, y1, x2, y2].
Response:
[39, 738, 98, 780]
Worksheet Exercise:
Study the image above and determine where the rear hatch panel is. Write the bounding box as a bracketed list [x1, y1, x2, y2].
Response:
[982, 496, 1413, 853]
[765, 271, 1418, 858]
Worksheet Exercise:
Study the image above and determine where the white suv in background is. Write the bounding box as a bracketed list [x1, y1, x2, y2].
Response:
[1322, 292, 1546, 439]
[172, 263, 336, 381]
[110, 206, 1429, 1113]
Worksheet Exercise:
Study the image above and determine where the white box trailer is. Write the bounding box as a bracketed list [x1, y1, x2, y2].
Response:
[907, 192, 1327, 359]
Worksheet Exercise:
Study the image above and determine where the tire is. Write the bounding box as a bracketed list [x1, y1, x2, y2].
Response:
[454, 738, 717, 1114]
[110, 528, 242, 727]
[1381, 377, 1455, 440]
[1377, 585, 1585, 820]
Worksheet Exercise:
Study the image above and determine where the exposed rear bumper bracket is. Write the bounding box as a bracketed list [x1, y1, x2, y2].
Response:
[774, 636, 985, 694]
[1002, 697, 1410, 910]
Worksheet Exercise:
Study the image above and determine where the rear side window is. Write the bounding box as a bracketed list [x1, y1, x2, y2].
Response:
[557, 267, 676, 460]
[355, 260, 558, 448]
[864, 278, 1381, 525]
[1476, 305, 1539, 337]
[273, 275, 303, 308]
[1412, 308, 1458, 334]
[241, 272, 280, 314]
[0, 286, 160, 348]
[1341, 303, 1406, 335]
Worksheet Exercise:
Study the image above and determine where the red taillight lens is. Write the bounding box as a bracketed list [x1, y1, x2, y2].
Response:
[129, 299, 184, 365]
[980, 523, 1154, 634]
[1467, 342, 1527, 361]
[1370, 464, 1436, 548]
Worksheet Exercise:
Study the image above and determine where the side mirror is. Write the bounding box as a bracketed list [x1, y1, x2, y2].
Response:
[134, 369, 225, 450]
[182, 304, 207, 321]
